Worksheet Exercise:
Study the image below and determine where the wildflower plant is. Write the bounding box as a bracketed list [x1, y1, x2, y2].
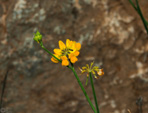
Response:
[33, 31, 104, 113]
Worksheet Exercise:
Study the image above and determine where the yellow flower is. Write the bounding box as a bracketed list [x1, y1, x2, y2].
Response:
[51, 39, 81, 66]
[79, 62, 104, 79]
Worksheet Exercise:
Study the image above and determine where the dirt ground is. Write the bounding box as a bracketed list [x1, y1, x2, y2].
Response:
[0, 0, 148, 113]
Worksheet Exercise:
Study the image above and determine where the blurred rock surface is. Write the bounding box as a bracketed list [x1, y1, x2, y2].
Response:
[0, 0, 148, 113]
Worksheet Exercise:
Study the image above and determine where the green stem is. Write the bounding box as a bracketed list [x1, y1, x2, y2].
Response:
[89, 72, 100, 113]
[69, 66, 97, 113]
[129, 0, 148, 34]
[129, 0, 137, 11]
[135, 0, 148, 34]
[40, 42, 61, 62]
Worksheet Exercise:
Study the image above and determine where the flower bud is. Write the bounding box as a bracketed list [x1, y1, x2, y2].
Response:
[33, 31, 42, 43]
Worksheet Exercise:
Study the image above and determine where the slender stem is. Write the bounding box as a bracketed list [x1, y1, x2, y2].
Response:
[89, 72, 100, 113]
[135, 0, 148, 35]
[129, 0, 148, 34]
[40, 42, 61, 62]
[69, 66, 97, 113]
[128, 0, 137, 11]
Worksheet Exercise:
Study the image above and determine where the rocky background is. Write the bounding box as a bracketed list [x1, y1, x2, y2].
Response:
[0, 0, 148, 113]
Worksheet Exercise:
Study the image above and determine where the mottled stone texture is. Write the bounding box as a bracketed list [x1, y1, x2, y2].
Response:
[0, 0, 148, 113]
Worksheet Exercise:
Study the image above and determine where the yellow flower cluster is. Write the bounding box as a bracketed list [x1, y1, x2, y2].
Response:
[51, 39, 81, 66]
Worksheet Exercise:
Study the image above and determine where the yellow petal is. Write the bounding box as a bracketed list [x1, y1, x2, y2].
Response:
[51, 57, 59, 63]
[59, 40, 66, 50]
[73, 51, 79, 56]
[62, 59, 69, 66]
[66, 39, 70, 48]
[61, 56, 67, 60]
[54, 49, 61, 55]
[78, 67, 86, 74]
[69, 53, 74, 59]
[71, 41, 76, 50]
[75, 43, 81, 50]
[70, 56, 78, 63]
[69, 40, 74, 46]
[82, 66, 87, 70]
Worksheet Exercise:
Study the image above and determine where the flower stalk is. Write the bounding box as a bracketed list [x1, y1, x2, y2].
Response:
[33, 31, 61, 62]
[129, 0, 148, 34]
[69, 66, 97, 113]
[89, 72, 100, 113]
[33, 31, 104, 113]
[40, 42, 61, 62]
